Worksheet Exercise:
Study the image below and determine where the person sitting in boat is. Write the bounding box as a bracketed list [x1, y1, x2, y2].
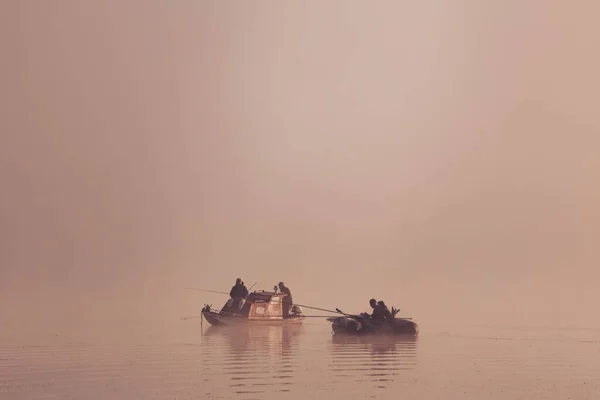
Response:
[369, 298, 377, 312]
[278, 282, 293, 318]
[230, 278, 249, 299]
[228, 278, 249, 309]
[359, 298, 378, 319]
[372, 300, 393, 323]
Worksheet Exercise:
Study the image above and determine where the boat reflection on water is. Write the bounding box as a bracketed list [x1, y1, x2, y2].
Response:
[200, 324, 303, 398]
[329, 333, 418, 389]
[202, 324, 302, 355]
[331, 333, 418, 352]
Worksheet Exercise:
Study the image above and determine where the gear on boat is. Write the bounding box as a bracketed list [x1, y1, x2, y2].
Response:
[290, 305, 303, 316]
[327, 299, 418, 336]
[200, 284, 305, 326]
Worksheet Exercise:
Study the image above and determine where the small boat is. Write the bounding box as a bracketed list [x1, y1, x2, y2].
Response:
[201, 290, 305, 326]
[327, 312, 419, 336]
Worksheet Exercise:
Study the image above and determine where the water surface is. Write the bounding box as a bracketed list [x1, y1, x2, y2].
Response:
[1, 320, 599, 399]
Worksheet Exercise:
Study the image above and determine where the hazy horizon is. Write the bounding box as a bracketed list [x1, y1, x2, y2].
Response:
[2, 1, 599, 335]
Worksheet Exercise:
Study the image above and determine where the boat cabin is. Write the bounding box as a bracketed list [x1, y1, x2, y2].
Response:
[220, 290, 289, 320]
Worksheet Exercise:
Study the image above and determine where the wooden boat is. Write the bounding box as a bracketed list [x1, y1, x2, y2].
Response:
[201, 290, 305, 326]
[327, 312, 418, 336]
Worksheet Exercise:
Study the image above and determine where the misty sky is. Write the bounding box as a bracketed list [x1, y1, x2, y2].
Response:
[1, 1, 599, 330]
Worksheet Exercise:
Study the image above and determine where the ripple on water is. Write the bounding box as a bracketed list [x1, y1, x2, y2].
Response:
[3, 321, 600, 400]
[200, 324, 304, 398]
[327, 334, 418, 389]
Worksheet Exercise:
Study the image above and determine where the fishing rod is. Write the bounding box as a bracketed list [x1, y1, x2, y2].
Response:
[184, 288, 229, 295]
[184, 282, 257, 295]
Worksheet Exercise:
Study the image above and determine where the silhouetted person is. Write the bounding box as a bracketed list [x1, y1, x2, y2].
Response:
[278, 282, 293, 318]
[359, 298, 378, 319]
[369, 298, 377, 311]
[372, 300, 393, 323]
[230, 278, 248, 299]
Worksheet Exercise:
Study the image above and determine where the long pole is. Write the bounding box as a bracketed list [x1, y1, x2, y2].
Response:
[184, 288, 229, 295]
[293, 303, 342, 315]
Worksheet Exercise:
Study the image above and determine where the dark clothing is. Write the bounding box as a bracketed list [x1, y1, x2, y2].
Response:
[279, 285, 293, 318]
[230, 283, 248, 299]
[279, 286, 292, 303]
[372, 304, 393, 322]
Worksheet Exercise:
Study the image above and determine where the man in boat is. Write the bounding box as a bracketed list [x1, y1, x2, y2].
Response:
[278, 282, 293, 318]
[359, 298, 379, 319]
[372, 300, 393, 323]
[230, 278, 249, 299]
[369, 298, 378, 312]
[368, 298, 384, 322]
[228, 278, 249, 309]
[369, 299, 393, 323]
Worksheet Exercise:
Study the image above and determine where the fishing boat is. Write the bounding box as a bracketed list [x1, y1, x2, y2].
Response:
[327, 310, 419, 336]
[201, 290, 305, 326]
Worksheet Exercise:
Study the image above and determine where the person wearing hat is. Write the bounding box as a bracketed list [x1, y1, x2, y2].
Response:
[278, 282, 293, 318]
[230, 278, 249, 300]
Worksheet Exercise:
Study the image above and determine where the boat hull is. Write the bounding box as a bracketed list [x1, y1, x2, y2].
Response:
[328, 316, 418, 336]
[202, 310, 305, 326]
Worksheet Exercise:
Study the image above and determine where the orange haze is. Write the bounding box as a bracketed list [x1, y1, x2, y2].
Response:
[1, 1, 599, 335]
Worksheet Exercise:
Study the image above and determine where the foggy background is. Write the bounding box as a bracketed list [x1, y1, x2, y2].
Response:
[1, 1, 599, 336]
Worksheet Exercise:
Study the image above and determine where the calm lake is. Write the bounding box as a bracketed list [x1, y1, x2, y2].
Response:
[1, 320, 599, 399]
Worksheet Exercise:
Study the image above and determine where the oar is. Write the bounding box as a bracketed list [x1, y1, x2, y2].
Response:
[335, 308, 364, 319]
[335, 308, 352, 317]
[248, 282, 257, 291]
